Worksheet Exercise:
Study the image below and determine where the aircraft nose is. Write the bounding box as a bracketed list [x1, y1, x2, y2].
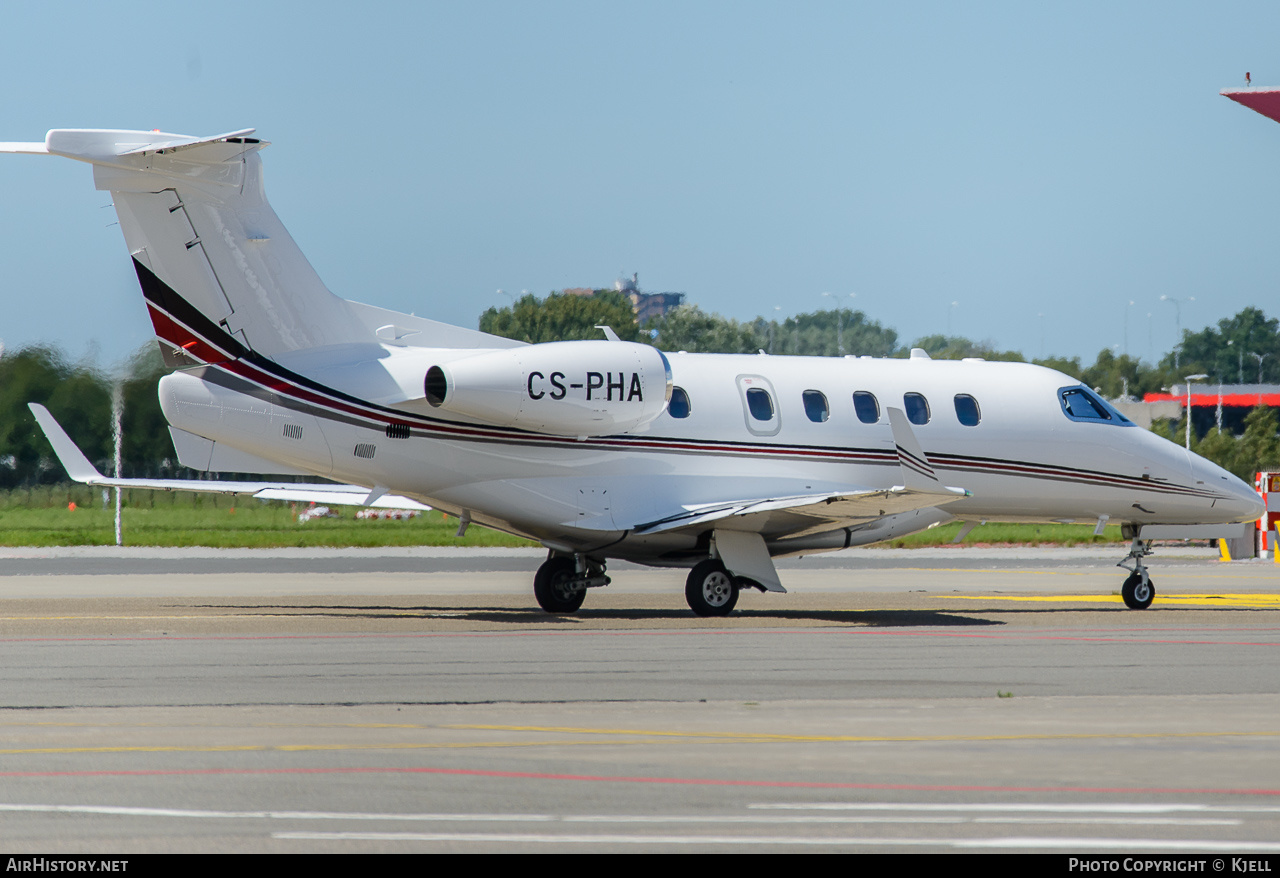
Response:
[1192, 457, 1265, 523]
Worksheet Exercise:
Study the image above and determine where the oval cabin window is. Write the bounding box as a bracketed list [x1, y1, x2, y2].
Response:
[802, 390, 829, 423]
[668, 386, 691, 418]
[954, 394, 981, 426]
[903, 392, 930, 425]
[746, 387, 774, 421]
[852, 391, 880, 424]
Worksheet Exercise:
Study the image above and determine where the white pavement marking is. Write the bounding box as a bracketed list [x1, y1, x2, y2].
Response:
[752, 801, 1280, 813]
[270, 832, 1280, 849]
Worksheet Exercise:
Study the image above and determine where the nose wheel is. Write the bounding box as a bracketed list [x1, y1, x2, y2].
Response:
[1117, 535, 1156, 610]
[1121, 571, 1154, 610]
[685, 560, 740, 616]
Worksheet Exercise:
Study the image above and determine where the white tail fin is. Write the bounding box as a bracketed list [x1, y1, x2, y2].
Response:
[4, 128, 515, 367]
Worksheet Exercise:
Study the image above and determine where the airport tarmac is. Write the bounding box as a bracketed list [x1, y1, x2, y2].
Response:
[0, 545, 1278, 853]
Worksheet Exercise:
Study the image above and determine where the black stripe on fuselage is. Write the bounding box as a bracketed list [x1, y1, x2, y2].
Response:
[133, 258, 249, 360]
[196, 359, 1223, 503]
[135, 258, 1226, 503]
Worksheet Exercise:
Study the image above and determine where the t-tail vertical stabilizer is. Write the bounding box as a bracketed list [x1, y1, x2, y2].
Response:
[0, 128, 515, 369]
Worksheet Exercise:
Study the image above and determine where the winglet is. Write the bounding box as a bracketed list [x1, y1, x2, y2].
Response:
[27, 403, 105, 483]
[886, 407, 941, 491]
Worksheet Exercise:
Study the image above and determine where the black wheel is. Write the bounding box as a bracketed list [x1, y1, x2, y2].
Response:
[685, 560, 739, 617]
[1121, 571, 1155, 610]
[534, 557, 586, 614]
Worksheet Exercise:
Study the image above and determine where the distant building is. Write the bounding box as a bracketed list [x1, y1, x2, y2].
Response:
[627, 291, 685, 323]
[1114, 384, 1280, 432]
[555, 273, 686, 323]
[613, 273, 684, 322]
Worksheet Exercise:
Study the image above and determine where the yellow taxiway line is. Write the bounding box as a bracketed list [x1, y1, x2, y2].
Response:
[941, 593, 1280, 608]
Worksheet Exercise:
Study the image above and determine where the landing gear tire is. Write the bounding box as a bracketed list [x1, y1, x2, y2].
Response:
[1121, 572, 1154, 610]
[534, 556, 586, 614]
[685, 560, 739, 617]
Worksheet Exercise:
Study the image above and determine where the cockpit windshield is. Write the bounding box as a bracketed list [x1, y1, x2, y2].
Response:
[1058, 386, 1133, 426]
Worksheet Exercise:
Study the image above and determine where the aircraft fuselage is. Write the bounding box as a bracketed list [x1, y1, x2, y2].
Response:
[157, 346, 1260, 566]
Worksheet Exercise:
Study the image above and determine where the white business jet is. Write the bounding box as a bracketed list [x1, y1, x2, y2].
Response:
[1, 127, 1262, 615]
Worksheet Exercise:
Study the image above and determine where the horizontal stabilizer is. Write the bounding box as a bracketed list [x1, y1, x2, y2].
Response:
[117, 129, 257, 156]
[28, 404, 427, 510]
[0, 142, 49, 155]
[0, 129, 258, 162]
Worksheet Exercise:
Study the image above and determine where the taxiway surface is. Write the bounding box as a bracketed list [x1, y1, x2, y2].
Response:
[0, 546, 1277, 853]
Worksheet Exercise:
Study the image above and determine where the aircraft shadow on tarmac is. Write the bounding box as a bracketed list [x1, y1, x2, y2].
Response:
[189, 603, 1004, 627]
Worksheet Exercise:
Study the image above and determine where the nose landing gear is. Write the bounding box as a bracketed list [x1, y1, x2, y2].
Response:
[1117, 534, 1155, 610]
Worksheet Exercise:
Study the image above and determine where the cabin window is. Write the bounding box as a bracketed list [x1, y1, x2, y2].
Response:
[1059, 386, 1133, 425]
[904, 392, 930, 425]
[737, 375, 782, 436]
[746, 387, 775, 422]
[954, 394, 981, 426]
[802, 390, 829, 423]
[668, 386, 691, 418]
[852, 391, 880, 424]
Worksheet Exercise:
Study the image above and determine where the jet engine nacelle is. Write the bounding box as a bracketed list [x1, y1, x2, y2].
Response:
[424, 340, 673, 436]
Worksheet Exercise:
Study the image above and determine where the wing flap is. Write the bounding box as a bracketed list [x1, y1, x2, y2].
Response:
[632, 484, 965, 538]
[633, 410, 966, 538]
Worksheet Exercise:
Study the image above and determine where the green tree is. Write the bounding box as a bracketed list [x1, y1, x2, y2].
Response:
[120, 344, 176, 478]
[1162, 306, 1280, 384]
[776, 310, 898, 357]
[1232, 405, 1280, 480]
[1078, 349, 1159, 399]
[909, 335, 1024, 362]
[479, 290, 641, 344]
[0, 346, 110, 487]
[1170, 405, 1280, 481]
[647, 305, 762, 353]
[1034, 355, 1084, 380]
[1194, 426, 1239, 478]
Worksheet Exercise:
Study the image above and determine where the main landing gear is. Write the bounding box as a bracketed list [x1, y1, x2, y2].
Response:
[1117, 534, 1156, 610]
[531, 554, 753, 617]
[533, 554, 610, 614]
[685, 559, 740, 617]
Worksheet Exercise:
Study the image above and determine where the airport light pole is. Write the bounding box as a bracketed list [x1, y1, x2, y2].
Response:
[1124, 300, 1135, 357]
[1251, 352, 1270, 384]
[1161, 295, 1194, 346]
[821, 292, 855, 355]
[1184, 373, 1208, 449]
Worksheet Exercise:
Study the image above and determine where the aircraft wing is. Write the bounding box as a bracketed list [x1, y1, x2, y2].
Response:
[633, 407, 968, 539]
[28, 404, 429, 510]
[632, 484, 965, 539]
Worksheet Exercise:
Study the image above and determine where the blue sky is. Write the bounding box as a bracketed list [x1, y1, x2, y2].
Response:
[2, 1, 1278, 369]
